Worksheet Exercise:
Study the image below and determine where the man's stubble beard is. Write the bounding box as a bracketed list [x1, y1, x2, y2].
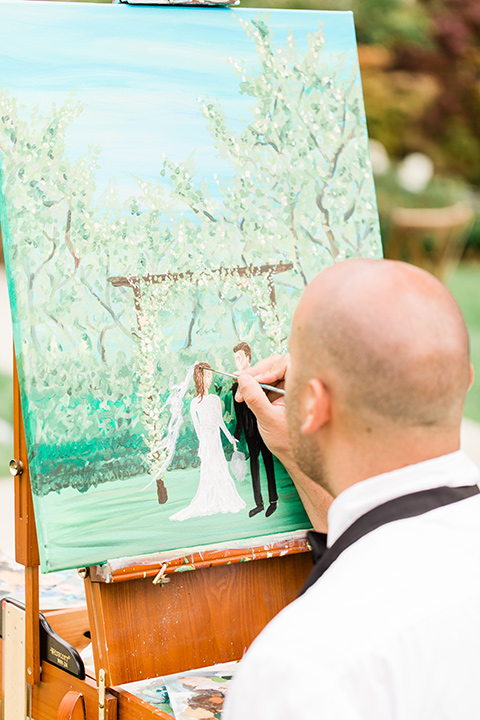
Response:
[286, 373, 331, 494]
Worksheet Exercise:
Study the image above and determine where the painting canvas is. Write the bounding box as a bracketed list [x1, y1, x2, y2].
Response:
[0, 1, 382, 572]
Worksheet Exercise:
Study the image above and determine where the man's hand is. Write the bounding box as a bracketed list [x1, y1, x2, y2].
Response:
[236, 353, 332, 532]
[235, 353, 289, 402]
[235, 354, 290, 465]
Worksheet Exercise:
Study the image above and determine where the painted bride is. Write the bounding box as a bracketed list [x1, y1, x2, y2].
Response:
[170, 362, 246, 521]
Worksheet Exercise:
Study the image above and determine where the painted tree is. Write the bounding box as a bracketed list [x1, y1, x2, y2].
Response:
[139, 18, 382, 363]
[159, 18, 380, 280]
[0, 90, 143, 463]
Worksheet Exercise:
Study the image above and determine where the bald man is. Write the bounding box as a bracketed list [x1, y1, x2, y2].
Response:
[223, 258, 480, 720]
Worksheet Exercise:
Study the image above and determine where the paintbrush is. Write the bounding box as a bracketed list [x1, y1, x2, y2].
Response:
[206, 367, 286, 396]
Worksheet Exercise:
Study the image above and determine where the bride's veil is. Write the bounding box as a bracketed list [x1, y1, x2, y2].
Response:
[142, 363, 197, 490]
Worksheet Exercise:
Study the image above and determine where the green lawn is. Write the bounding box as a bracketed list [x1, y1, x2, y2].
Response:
[447, 263, 480, 423]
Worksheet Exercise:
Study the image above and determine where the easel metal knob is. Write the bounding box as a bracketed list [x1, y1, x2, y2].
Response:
[9, 458, 24, 476]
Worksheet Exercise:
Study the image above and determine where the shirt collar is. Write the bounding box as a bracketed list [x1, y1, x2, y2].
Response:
[327, 450, 480, 547]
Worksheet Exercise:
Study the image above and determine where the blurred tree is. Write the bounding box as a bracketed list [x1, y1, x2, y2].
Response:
[240, 0, 431, 48]
[393, 0, 480, 185]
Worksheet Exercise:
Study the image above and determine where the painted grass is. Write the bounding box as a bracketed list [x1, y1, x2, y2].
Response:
[447, 263, 480, 423]
[35, 459, 310, 572]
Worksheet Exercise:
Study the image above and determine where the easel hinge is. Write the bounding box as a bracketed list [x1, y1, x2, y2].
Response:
[99, 668, 106, 720]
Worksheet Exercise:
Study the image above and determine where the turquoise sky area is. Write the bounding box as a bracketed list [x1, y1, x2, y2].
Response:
[0, 2, 358, 198]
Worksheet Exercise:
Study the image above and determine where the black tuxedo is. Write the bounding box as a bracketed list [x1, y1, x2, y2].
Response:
[232, 383, 278, 509]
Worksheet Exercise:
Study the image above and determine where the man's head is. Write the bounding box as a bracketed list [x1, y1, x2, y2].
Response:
[234, 342, 252, 372]
[286, 258, 472, 496]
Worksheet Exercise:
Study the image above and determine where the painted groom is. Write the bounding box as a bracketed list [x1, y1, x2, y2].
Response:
[232, 342, 278, 518]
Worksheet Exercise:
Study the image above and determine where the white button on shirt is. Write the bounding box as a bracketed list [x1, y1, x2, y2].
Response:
[223, 451, 480, 720]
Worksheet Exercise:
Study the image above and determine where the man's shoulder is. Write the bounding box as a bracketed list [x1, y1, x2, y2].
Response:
[224, 604, 356, 720]
[247, 506, 480, 657]
[229, 519, 480, 700]
[225, 499, 480, 720]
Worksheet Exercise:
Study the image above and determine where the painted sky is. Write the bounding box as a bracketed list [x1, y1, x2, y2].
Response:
[0, 2, 358, 198]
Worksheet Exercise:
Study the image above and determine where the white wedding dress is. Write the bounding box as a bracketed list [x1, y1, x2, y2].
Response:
[170, 394, 246, 521]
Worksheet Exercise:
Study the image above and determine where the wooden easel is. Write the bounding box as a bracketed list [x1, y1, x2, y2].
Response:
[1, 352, 313, 719]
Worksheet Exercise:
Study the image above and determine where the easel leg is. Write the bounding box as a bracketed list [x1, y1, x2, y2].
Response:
[25, 564, 41, 685]
[12, 350, 42, 689]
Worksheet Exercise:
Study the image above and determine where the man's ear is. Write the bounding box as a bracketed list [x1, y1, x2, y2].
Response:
[300, 378, 331, 435]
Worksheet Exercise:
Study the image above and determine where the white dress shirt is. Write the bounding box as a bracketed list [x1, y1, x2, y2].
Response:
[223, 451, 480, 720]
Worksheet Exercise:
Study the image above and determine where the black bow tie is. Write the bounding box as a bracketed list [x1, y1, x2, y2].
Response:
[307, 530, 328, 564]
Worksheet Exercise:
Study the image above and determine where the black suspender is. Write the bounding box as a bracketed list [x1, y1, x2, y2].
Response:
[300, 484, 480, 597]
